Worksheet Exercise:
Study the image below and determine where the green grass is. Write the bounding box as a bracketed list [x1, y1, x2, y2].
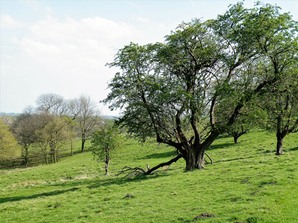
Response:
[0, 131, 298, 223]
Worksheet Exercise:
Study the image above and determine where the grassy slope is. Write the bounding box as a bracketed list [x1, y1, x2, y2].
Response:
[0, 131, 297, 223]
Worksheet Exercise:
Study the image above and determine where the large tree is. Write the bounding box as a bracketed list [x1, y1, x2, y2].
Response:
[104, 3, 297, 171]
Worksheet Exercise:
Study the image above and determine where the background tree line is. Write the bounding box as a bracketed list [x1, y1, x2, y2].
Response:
[0, 94, 102, 167]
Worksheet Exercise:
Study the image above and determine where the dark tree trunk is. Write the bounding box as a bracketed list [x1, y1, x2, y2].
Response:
[185, 148, 197, 171]
[184, 145, 206, 170]
[276, 115, 286, 156]
[233, 135, 239, 144]
[105, 153, 110, 175]
[81, 138, 86, 152]
[276, 133, 284, 155]
[104, 160, 109, 175]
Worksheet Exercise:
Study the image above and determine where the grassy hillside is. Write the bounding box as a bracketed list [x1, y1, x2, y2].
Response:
[0, 131, 297, 223]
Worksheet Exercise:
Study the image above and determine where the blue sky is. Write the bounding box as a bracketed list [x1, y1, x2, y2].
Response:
[1, 0, 297, 115]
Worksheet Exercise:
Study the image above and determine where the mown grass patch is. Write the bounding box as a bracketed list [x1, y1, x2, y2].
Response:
[0, 131, 297, 222]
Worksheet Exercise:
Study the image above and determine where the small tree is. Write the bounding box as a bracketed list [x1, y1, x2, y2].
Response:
[91, 122, 119, 175]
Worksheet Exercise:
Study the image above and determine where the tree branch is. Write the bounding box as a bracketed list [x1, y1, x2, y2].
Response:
[145, 154, 183, 175]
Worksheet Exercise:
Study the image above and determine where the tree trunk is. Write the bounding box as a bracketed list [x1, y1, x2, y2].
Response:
[197, 149, 205, 169]
[45, 155, 48, 165]
[233, 135, 238, 144]
[276, 115, 286, 156]
[276, 133, 284, 155]
[185, 149, 197, 171]
[70, 139, 73, 156]
[104, 160, 109, 175]
[81, 138, 86, 152]
[105, 154, 110, 175]
[185, 147, 205, 170]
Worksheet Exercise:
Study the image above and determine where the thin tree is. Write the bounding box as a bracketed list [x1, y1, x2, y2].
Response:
[91, 121, 119, 175]
[75, 96, 101, 152]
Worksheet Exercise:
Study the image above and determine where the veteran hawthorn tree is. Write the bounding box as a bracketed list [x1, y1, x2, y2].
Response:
[104, 2, 297, 172]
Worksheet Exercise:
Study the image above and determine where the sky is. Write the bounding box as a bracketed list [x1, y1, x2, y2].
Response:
[1, 0, 297, 116]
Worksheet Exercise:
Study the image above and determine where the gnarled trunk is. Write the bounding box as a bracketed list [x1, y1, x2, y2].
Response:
[185, 149, 197, 171]
[184, 146, 205, 171]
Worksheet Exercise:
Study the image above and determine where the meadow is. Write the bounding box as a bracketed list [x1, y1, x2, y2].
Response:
[0, 130, 297, 223]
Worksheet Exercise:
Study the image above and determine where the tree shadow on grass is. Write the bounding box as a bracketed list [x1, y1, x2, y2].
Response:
[87, 173, 168, 189]
[208, 142, 234, 150]
[141, 151, 177, 159]
[214, 155, 259, 164]
[288, 147, 298, 152]
[33, 171, 169, 192]
[0, 187, 79, 204]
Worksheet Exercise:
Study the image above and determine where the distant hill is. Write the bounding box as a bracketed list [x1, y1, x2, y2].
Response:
[0, 112, 20, 117]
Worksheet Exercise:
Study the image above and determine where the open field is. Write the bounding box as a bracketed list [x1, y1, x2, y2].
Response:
[1, 131, 298, 223]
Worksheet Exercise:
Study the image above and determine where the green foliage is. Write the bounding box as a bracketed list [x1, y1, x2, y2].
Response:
[91, 121, 120, 174]
[36, 116, 72, 164]
[0, 119, 21, 161]
[91, 122, 118, 161]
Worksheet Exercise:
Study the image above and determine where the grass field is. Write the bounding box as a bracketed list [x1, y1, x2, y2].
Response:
[0, 130, 298, 223]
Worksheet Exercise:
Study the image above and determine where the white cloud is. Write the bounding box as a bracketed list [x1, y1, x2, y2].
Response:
[2, 15, 142, 115]
[0, 15, 22, 29]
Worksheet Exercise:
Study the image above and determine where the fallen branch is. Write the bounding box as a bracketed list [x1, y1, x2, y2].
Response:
[145, 154, 183, 175]
[117, 166, 146, 178]
[117, 154, 183, 178]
